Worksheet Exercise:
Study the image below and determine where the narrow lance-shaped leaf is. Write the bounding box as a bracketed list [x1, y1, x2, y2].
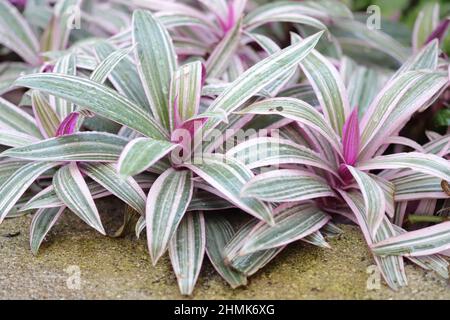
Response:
[205, 215, 247, 288]
[90, 46, 134, 84]
[202, 31, 324, 137]
[241, 169, 335, 203]
[205, 19, 242, 79]
[182, 154, 274, 225]
[169, 211, 205, 295]
[226, 137, 338, 175]
[291, 33, 349, 135]
[357, 152, 450, 182]
[0, 129, 39, 147]
[2, 132, 129, 162]
[30, 207, 64, 255]
[169, 61, 203, 131]
[0, 96, 41, 138]
[240, 203, 331, 255]
[372, 217, 450, 257]
[347, 166, 386, 238]
[80, 163, 147, 215]
[146, 168, 193, 264]
[51, 53, 77, 119]
[53, 163, 105, 235]
[0, 0, 40, 65]
[238, 98, 342, 155]
[118, 137, 176, 177]
[0, 161, 59, 223]
[133, 9, 177, 130]
[94, 41, 150, 111]
[31, 91, 60, 138]
[14, 74, 169, 140]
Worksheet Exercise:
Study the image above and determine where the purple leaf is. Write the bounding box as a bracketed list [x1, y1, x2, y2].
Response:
[55, 112, 79, 137]
[425, 18, 450, 45]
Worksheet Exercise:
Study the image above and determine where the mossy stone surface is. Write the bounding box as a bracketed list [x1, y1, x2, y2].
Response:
[1, 201, 449, 299]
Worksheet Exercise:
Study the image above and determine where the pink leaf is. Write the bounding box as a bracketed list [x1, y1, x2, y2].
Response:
[342, 108, 360, 165]
[55, 112, 79, 137]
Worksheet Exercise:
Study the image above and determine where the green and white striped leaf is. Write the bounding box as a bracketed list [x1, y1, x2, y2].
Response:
[202, 31, 323, 136]
[360, 71, 448, 159]
[182, 154, 274, 224]
[392, 225, 449, 279]
[41, 0, 81, 51]
[169, 211, 205, 295]
[347, 166, 386, 238]
[80, 163, 146, 215]
[391, 172, 446, 201]
[0, 1, 40, 66]
[205, 19, 242, 79]
[53, 163, 105, 234]
[30, 207, 64, 255]
[118, 137, 176, 177]
[205, 215, 247, 288]
[372, 221, 450, 257]
[14, 74, 168, 140]
[238, 98, 342, 154]
[146, 168, 193, 264]
[133, 9, 177, 130]
[412, 2, 439, 51]
[340, 190, 407, 290]
[240, 203, 330, 255]
[94, 41, 150, 111]
[188, 190, 234, 211]
[0, 97, 41, 138]
[231, 246, 284, 276]
[90, 46, 134, 84]
[0, 161, 59, 223]
[31, 91, 60, 138]
[227, 137, 338, 175]
[291, 33, 349, 135]
[223, 219, 284, 276]
[169, 61, 203, 129]
[394, 40, 439, 78]
[241, 169, 335, 203]
[51, 53, 77, 119]
[0, 129, 39, 147]
[358, 153, 450, 182]
[2, 132, 129, 162]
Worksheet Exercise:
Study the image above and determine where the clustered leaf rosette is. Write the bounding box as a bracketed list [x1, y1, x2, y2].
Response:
[0, 0, 449, 296]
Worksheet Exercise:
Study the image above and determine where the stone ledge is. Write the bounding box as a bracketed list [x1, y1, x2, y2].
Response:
[1, 203, 449, 299]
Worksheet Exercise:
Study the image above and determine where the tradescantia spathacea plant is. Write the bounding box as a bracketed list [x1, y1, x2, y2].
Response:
[3, 8, 329, 294]
[0, 0, 449, 296]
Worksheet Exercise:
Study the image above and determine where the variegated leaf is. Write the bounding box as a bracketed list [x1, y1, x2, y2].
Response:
[241, 169, 335, 203]
[14, 74, 169, 140]
[205, 215, 247, 288]
[30, 207, 64, 255]
[238, 98, 342, 154]
[182, 153, 274, 224]
[133, 9, 177, 130]
[0, 97, 41, 138]
[169, 211, 205, 295]
[0, 161, 59, 223]
[80, 163, 146, 215]
[2, 132, 128, 162]
[53, 163, 105, 234]
[240, 203, 330, 255]
[347, 166, 386, 238]
[118, 137, 176, 177]
[31, 91, 60, 138]
[146, 168, 193, 264]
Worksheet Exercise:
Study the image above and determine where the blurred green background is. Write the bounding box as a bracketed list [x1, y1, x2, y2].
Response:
[349, 0, 450, 53]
